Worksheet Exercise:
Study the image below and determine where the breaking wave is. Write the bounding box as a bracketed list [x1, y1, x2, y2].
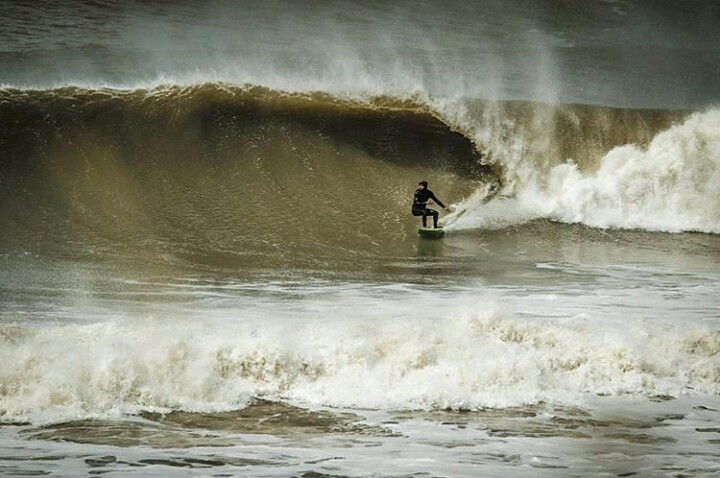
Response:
[444, 105, 720, 234]
[2, 305, 718, 423]
[1, 82, 717, 270]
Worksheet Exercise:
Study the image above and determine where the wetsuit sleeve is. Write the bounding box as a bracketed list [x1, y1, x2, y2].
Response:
[430, 192, 446, 208]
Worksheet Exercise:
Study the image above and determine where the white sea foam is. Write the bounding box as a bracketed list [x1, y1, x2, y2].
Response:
[2, 298, 718, 424]
[447, 109, 720, 233]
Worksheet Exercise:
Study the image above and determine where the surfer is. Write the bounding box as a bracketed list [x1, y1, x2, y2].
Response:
[412, 181, 449, 228]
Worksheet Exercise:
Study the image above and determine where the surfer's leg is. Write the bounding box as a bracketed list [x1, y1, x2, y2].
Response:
[426, 209, 439, 228]
[412, 208, 425, 227]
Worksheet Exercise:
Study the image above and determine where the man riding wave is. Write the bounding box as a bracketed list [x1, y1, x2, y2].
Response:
[412, 181, 450, 228]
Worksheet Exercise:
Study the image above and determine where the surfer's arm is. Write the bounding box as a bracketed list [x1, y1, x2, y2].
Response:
[430, 193, 446, 209]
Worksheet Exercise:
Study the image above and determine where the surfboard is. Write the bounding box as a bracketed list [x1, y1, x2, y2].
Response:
[418, 227, 445, 238]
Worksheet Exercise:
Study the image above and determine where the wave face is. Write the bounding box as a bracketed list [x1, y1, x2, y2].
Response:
[0, 85, 485, 265]
[2, 84, 717, 271]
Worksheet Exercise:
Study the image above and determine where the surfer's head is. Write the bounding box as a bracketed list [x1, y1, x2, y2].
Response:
[418, 181, 428, 189]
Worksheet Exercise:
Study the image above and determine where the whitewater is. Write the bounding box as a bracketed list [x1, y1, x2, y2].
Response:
[3, 283, 720, 424]
[1, 1, 719, 476]
[443, 107, 720, 234]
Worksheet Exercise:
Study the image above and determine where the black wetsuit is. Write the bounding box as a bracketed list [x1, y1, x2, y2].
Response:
[412, 188, 446, 228]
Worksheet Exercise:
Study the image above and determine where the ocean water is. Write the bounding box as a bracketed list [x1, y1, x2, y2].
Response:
[1, 1, 719, 476]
